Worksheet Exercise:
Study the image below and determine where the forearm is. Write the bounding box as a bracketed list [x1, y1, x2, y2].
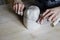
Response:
[7, 0, 23, 7]
[14, 0, 22, 3]
[6, 0, 14, 7]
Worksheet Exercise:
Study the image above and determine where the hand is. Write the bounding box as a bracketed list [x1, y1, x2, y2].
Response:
[13, 3, 25, 16]
[37, 6, 60, 24]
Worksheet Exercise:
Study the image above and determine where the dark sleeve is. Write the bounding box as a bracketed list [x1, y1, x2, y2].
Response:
[31, 0, 47, 14]
[32, 0, 47, 12]
[46, 0, 60, 8]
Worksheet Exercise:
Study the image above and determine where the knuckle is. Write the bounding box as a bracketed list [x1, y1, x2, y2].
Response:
[46, 9, 50, 11]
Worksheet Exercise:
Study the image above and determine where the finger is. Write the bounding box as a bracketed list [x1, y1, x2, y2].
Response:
[51, 15, 56, 21]
[36, 16, 41, 22]
[51, 18, 60, 26]
[20, 4, 24, 12]
[43, 9, 51, 16]
[36, 15, 41, 23]
[19, 4, 22, 12]
[51, 12, 59, 22]
[39, 16, 44, 24]
[20, 4, 24, 15]
[15, 3, 18, 13]
[51, 18, 57, 27]
[48, 13, 56, 21]
[40, 12, 53, 22]
[50, 15, 57, 27]
[21, 4, 25, 11]
[44, 12, 54, 19]
[39, 16, 47, 24]
[39, 19, 43, 24]
[18, 4, 21, 15]
[52, 16, 57, 22]
[18, 3, 24, 15]
[40, 9, 51, 21]
[40, 12, 53, 23]
[17, 3, 21, 15]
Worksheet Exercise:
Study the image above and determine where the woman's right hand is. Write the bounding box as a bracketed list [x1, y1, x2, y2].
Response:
[13, 3, 25, 16]
[37, 6, 60, 25]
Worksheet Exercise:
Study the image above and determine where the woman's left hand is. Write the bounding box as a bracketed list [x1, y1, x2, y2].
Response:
[13, 3, 25, 16]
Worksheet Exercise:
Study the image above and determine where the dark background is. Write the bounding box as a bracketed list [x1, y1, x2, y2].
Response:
[0, 0, 6, 5]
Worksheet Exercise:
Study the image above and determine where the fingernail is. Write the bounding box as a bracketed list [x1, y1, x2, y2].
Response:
[18, 11, 21, 15]
[51, 18, 60, 27]
[20, 12, 23, 16]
